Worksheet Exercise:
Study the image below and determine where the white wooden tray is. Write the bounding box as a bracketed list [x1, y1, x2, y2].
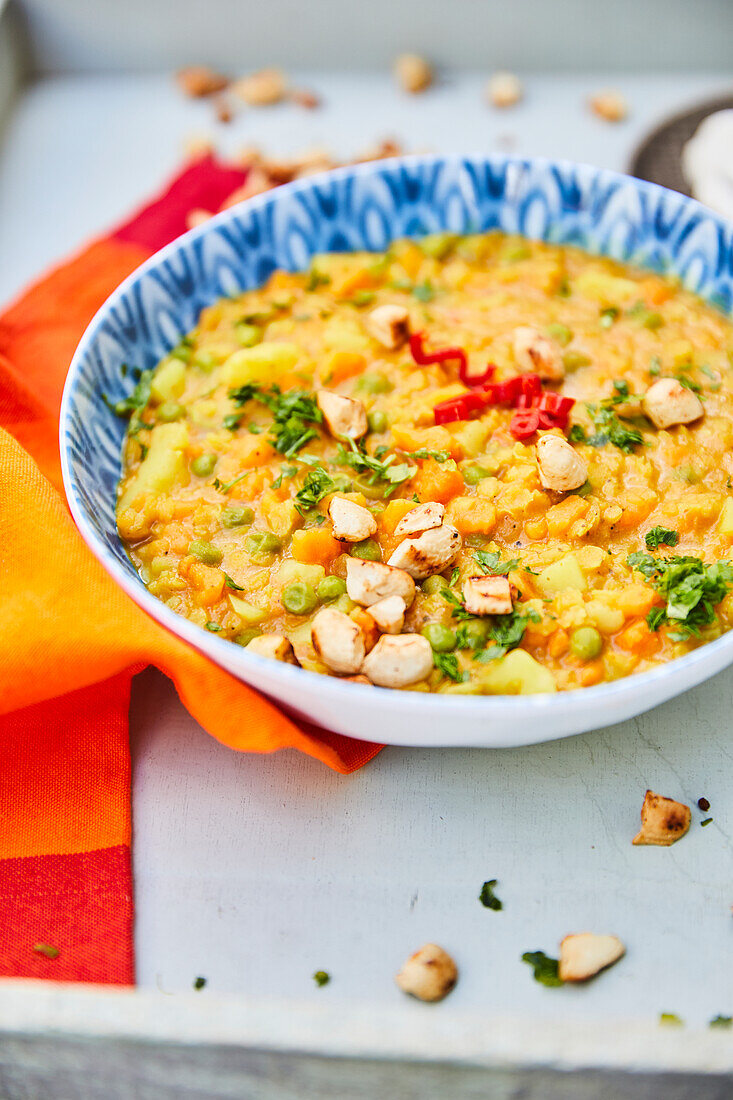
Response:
[1, 2, 731, 1095]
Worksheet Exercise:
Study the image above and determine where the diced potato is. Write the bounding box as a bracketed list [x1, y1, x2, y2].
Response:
[150, 359, 186, 404]
[574, 269, 640, 305]
[536, 553, 587, 597]
[451, 419, 491, 457]
[718, 497, 733, 536]
[117, 422, 189, 513]
[322, 316, 371, 354]
[585, 598, 624, 634]
[261, 497, 301, 538]
[223, 342, 301, 386]
[273, 560, 326, 588]
[229, 596, 267, 624]
[478, 649, 557, 695]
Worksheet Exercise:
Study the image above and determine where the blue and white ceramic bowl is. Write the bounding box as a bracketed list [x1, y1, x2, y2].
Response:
[60, 155, 733, 747]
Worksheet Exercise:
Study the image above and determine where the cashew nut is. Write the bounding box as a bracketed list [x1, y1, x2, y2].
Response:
[395, 943, 458, 1002]
[536, 433, 588, 492]
[558, 933, 625, 982]
[245, 634, 297, 664]
[317, 390, 368, 439]
[463, 575, 513, 616]
[388, 522, 462, 579]
[632, 789, 691, 846]
[642, 378, 704, 430]
[365, 304, 410, 350]
[362, 633, 433, 688]
[367, 595, 406, 634]
[329, 496, 377, 541]
[310, 607, 365, 674]
[345, 557, 416, 607]
[394, 501, 445, 538]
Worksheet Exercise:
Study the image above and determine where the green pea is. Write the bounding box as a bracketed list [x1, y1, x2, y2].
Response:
[500, 242, 531, 264]
[191, 453, 218, 477]
[191, 350, 220, 372]
[170, 343, 192, 363]
[422, 575, 446, 595]
[463, 464, 490, 486]
[570, 626, 603, 660]
[461, 620, 491, 648]
[316, 576, 347, 602]
[356, 373, 393, 395]
[350, 539, 382, 561]
[419, 233, 457, 260]
[246, 532, 282, 563]
[157, 401, 185, 422]
[465, 534, 488, 549]
[221, 505, 254, 528]
[641, 311, 664, 331]
[422, 623, 457, 652]
[282, 582, 318, 615]
[352, 476, 386, 500]
[235, 323, 262, 347]
[563, 351, 592, 370]
[235, 627, 262, 647]
[367, 410, 389, 434]
[546, 323, 573, 347]
[189, 540, 223, 566]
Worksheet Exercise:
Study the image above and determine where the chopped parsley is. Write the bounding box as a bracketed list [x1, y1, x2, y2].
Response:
[204, 621, 223, 632]
[474, 644, 509, 663]
[478, 879, 503, 911]
[193, 976, 207, 991]
[272, 463, 298, 489]
[674, 371, 702, 394]
[701, 817, 714, 827]
[306, 269, 331, 292]
[522, 950, 563, 987]
[105, 368, 153, 435]
[659, 1013, 684, 1027]
[474, 550, 520, 576]
[627, 553, 733, 638]
[33, 943, 60, 959]
[295, 467, 340, 514]
[313, 970, 331, 987]
[411, 448, 450, 462]
[214, 472, 248, 494]
[228, 384, 323, 456]
[433, 651, 467, 682]
[710, 1015, 732, 1029]
[585, 404, 643, 453]
[337, 438, 415, 496]
[569, 424, 587, 444]
[600, 306, 619, 328]
[223, 573, 245, 591]
[645, 526, 679, 551]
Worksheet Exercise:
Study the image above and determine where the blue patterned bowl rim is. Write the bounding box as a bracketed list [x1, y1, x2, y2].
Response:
[60, 153, 733, 715]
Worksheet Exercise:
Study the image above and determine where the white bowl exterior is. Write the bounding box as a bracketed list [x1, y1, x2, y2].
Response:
[60, 154, 733, 748]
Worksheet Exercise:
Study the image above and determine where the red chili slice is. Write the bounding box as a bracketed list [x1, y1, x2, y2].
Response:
[434, 391, 489, 425]
[539, 392, 574, 417]
[509, 408, 541, 440]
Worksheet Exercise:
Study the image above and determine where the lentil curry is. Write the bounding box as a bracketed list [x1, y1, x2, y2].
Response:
[115, 232, 733, 693]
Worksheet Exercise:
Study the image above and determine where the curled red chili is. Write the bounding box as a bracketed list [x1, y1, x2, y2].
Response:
[509, 409, 541, 439]
[434, 391, 489, 425]
[409, 332, 495, 388]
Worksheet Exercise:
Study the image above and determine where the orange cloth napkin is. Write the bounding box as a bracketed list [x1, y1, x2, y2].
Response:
[0, 158, 381, 985]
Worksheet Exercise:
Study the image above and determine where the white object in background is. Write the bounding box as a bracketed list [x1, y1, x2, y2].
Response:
[682, 109, 733, 219]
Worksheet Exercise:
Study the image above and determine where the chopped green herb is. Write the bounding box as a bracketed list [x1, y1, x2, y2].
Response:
[489, 609, 530, 650]
[204, 621, 223, 632]
[105, 369, 153, 435]
[474, 644, 509, 662]
[33, 943, 59, 959]
[645, 527, 679, 551]
[228, 384, 323, 456]
[272, 463, 298, 489]
[569, 479, 593, 497]
[295, 467, 338, 514]
[433, 651, 467, 682]
[522, 950, 563, 987]
[215, 472, 248, 494]
[569, 424, 587, 444]
[337, 438, 415, 496]
[193, 976, 207, 991]
[659, 1013, 684, 1027]
[223, 573, 245, 591]
[600, 306, 620, 328]
[701, 817, 713, 827]
[313, 970, 330, 987]
[674, 372, 702, 394]
[345, 290, 376, 307]
[474, 550, 520, 576]
[478, 879, 503, 911]
[627, 553, 733, 638]
[411, 447, 450, 462]
[412, 281, 435, 302]
[306, 270, 331, 292]
[709, 1015, 732, 1029]
[585, 404, 643, 453]
[223, 413, 243, 431]
[649, 355, 662, 376]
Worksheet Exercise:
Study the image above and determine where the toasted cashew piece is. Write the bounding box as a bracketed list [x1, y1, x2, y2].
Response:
[245, 634, 297, 664]
[311, 607, 365, 674]
[632, 789, 691, 846]
[317, 390, 368, 439]
[394, 501, 445, 538]
[367, 595, 406, 634]
[388, 522, 461, 580]
[395, 943, 458, 1002]
[486, 71, 523, 108]
[394, 54, 433, 95]
[642, 378, 704, 430]
[343, 673, 373, 685]
[329, 496, 377, 541]
[463, 575, 513, 616]
[558, 933, 625, 982]
[365, 304, 410, 349]
[536, 434, 588, 492]
[513, 326, 565, 381]
[345, 558, 416, 607]
[362, 633, 433, 688]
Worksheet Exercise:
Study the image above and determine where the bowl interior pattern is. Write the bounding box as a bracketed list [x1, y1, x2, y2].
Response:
[60, 155, 733, 742]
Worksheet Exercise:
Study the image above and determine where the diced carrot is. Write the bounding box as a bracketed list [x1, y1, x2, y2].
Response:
[639, 276, 674, 305]
[579, 659, 604, 686]
[548, 628, 569, 658]
[291, 528, 342, 565]
[391, 424, 461, 459]
[446, 495, 497, 535]
[391, 239, 425, 281]
[325, 351, 367, 385]
[545, 496, 589, 538]
[381, 498, 418, 535]
[266, 270, 302, 292]
[616, 618, 661, 657]
[412, 459, 465, 504]
[188, 563, 226, 607]
[616, 584, 657, 619]
[524, 516, 548, 540]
